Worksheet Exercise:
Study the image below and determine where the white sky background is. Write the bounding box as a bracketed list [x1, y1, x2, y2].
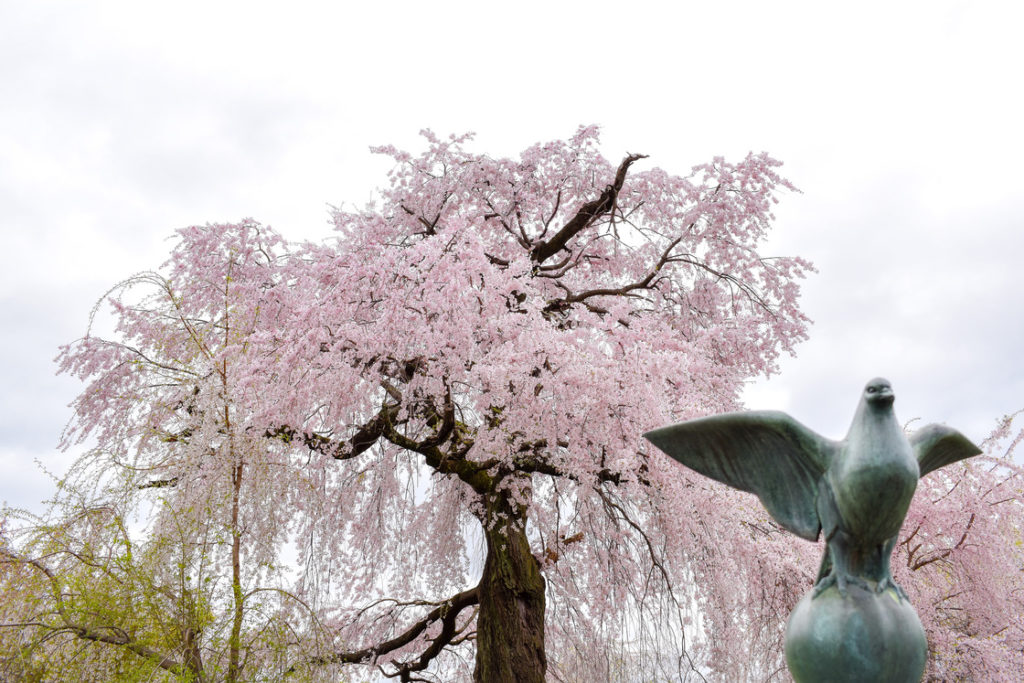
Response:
[2, 0, 1022, 514]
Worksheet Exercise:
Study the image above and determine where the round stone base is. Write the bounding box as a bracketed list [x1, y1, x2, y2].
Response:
[785, 583, 927, 683]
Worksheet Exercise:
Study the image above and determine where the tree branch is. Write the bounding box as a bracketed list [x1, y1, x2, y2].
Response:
[70, 624, 195, 680]
[1, 549, 201, 681]
[911, 513, 976, 571]
[417, 387, 456, 449]
[548, 233, 685, 311]
[293, 587, 479, 674]
[531, 153, 647, 264]
[513, 441, 650, 487]
[137, 476, 180, 490]
[265, 402, 400, 460]
[400, 196, 450, 236]
[381, 411, 492, 494]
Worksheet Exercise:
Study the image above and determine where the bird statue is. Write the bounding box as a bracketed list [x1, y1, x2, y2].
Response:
[644, 378, 983, 682]
[644, 377, 980, 599]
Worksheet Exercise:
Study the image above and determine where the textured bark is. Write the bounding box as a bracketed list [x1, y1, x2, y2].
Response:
[474, 493, 546, 683]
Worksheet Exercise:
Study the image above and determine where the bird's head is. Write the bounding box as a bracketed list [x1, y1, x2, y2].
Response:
[864, 377, 895, 406]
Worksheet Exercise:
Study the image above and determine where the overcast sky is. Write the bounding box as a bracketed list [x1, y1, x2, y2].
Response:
[2, 0, 1022, 514]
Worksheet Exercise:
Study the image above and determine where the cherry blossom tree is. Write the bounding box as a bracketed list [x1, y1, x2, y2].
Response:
[896, 413, 1024, 682]
[8, 127, 1016, 682]
[244, 127, 815, 682]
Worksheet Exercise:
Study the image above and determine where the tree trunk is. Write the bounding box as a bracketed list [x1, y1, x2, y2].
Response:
[474, 491, 546, 683]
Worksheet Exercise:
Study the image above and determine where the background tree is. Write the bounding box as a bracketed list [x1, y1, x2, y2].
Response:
[1, 224, 345, 681]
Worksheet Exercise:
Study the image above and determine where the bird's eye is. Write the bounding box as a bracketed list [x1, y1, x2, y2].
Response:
[867, 387, 877, 393]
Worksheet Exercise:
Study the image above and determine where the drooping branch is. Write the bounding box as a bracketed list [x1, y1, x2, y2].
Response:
[594, 488, 678, 610]
[0, 549, 202, 681]
[531, 153, 647, 265]
[294, 587, 479, 675]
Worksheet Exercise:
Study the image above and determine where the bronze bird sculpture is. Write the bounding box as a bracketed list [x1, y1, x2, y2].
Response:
[644, 378, 982, 599]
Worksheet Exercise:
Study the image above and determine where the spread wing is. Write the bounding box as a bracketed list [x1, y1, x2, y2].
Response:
[910, 424, 982, 478]
[644, 410, 837, 541]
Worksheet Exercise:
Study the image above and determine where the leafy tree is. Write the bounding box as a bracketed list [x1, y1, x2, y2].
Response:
[7, 128, 1016, 681]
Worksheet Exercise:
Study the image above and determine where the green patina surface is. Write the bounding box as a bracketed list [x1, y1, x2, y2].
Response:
[645, 379, 982, 682]
[786, 584, 926, 683]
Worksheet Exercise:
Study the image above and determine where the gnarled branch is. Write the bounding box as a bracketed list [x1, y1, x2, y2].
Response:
[265, 402, 400, 460]
[531, 153, 647, 264]
[293, 587, 479, 677]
